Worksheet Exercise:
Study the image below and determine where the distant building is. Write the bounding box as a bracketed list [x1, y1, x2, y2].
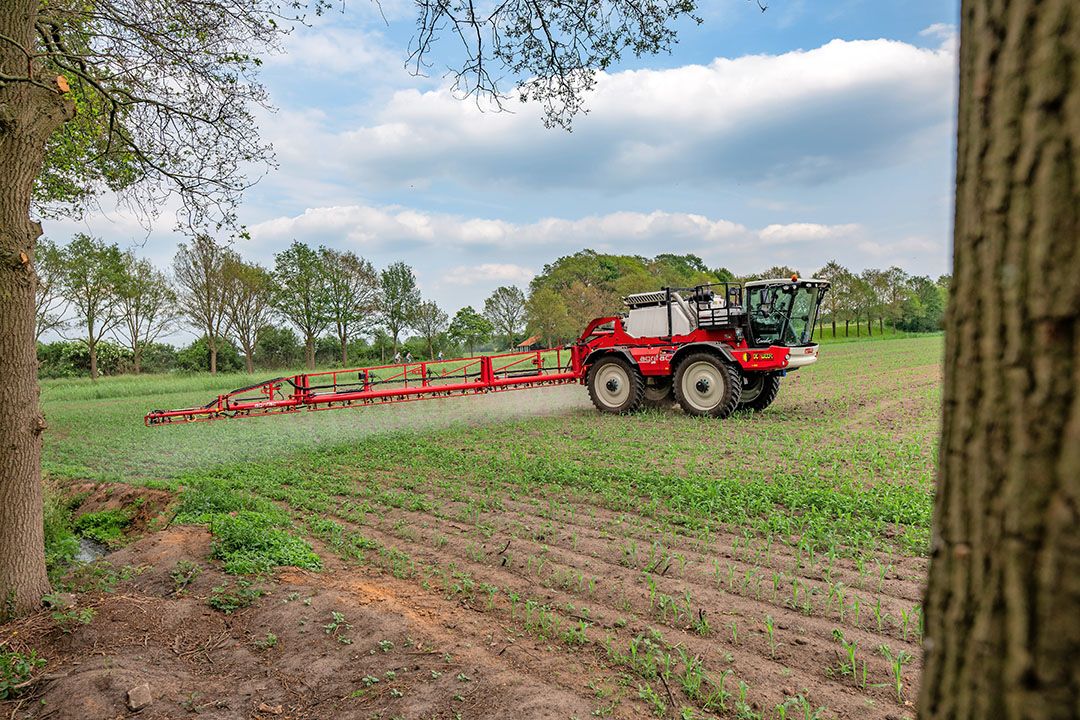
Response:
[515, 335, 542, 350]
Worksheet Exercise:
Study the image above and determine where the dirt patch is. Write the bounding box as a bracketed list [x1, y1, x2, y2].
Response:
[0, 527, 614, 720]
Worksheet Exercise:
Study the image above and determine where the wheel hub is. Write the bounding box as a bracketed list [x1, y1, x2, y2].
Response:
[679, 359, 726, 413]
[606, 377, 621, 392]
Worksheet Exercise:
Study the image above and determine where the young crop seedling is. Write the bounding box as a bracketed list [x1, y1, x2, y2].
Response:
[734, 681, 758, 720]
[676, 648, 705, 703]
[480, 583, 499, 610]
[637, 683, 667, 717]
[692, 609, 711, 637]
[876, 561, 892, 591]
[872, 597, 888, 632]
[831, 629, 858, 685]
[900, 607, 912, 641]
[703, 670, 734, 712]
[778, 694, 829, 720]
[562, 620, 589, 647]
[879, 644, 913, 702]
[764, 615, 777, 658]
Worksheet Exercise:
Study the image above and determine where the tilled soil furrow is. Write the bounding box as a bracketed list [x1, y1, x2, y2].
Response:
[313, 506, 921, 719]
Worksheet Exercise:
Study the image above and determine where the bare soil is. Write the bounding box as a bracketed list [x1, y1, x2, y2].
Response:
[3, 475, 922, 720]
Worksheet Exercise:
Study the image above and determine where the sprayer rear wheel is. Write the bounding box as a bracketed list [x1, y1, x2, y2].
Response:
[587, 356, 645, 414]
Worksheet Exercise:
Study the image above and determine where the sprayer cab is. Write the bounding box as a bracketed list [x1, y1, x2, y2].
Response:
[742, 278, 830, 348]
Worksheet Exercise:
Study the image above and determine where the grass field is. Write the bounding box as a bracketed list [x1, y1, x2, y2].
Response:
[30, 335, 942, 719]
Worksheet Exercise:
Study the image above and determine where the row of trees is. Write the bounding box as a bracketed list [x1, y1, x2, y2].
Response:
[35, 233, 435, 376]
[34, 234, 548, 377]
[36, 242, 951, 379]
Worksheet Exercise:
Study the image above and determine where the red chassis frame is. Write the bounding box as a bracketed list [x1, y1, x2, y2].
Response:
[144, 317, 801, 426]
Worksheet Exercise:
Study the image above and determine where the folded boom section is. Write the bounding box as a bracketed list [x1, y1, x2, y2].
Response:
[144, 348, 582, 426]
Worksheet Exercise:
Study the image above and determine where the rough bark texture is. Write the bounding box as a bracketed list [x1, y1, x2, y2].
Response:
[920, 1, 1080, 718]
[0, 0, 75, 619]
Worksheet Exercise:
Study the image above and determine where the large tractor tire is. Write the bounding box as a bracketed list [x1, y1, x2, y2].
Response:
[587, 356, 645, 414]
[738, 373, 781, 412]
[673, 352, 741, 418]
[642, 377, 676, 410]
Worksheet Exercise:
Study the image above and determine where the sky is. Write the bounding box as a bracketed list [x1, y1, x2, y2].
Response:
[45, 0, 961, 333]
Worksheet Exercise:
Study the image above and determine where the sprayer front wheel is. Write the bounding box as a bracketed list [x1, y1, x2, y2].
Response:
[738, 373, 781, 412]
[587, 356, 645, 414]
[674, 353, 741, 418]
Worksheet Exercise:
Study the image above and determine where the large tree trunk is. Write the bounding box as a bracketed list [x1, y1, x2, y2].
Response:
[244, 347, 254, 374]
[0, 0, 75, 619]
[920, 1, 1080, 717]
[209, 344, 218, 374]
[305, 336, 315, 370]
[133, 346, 142, 374]
[340, 333, 348, 366]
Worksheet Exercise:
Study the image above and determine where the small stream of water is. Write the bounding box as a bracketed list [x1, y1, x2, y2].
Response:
[74, 537, 109, 563]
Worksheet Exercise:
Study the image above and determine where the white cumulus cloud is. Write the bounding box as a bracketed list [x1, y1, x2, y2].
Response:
[259, 34, 958, 196]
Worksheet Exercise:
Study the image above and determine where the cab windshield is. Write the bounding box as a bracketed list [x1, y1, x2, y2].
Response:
[746, 284, 825, 347]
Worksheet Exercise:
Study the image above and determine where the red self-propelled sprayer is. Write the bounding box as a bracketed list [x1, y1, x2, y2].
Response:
[145, 277, 829, 426]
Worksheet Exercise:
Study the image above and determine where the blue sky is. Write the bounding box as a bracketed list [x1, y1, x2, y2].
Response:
[49, 0, 960, 327]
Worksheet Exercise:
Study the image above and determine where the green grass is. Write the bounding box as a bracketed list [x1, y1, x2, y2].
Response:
[815, 326, 937, 344]
[43, 339, 942, 552]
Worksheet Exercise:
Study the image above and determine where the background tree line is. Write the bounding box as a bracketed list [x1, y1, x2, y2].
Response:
[36, 240, 949, 379]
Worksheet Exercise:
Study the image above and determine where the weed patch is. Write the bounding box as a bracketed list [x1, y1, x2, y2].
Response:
[73, 508, 132, 546]
[210, 511, 321, 575]
[0, 651, 46, 700]
[208, 580, 264, 613]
